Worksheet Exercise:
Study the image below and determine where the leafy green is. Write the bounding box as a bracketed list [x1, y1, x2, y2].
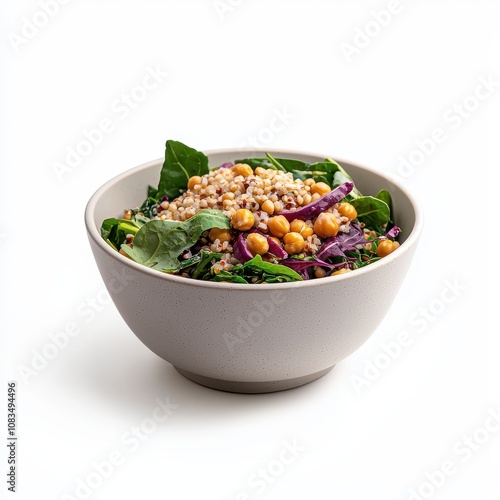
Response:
[375, 189, 393, 221]
[100, 218, 141, 249]
[213, 271, 249, 284]
[233, 157, 273, 170]
[147, 185, 159, 199]
[137, 196, 160, 219]
[157, 140, 209, 200]
[120, 210, 230, 271]
[242, 255, 302, 280]
[224, 255, 303, 283]
[191, 251, 223, 279]
[351, 196, 391, 227]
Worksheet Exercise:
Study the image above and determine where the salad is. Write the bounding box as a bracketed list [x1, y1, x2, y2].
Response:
[101, 140, 401, 283]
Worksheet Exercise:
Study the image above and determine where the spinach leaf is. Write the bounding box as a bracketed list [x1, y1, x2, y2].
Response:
[375, 189, 393, 219]
[233, 158, 273, 170]
[101, 218, 141, 249]
[137, 196, 160, 219]
[350, 196, 391, 228]
[192, 251, 223, 279]
[157, 140, 209, 200]
[213, 271, 249, 284]
[147, 185, 159, 199]
[121, 210, 230, 272]
[242, 255, 302, 281]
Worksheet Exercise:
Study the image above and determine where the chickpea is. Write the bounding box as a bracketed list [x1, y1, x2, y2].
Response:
[304, 178, 316, 187]
[310, 182, 331, 196]
[267, 215, 290, 238]
[231, 209, 255, 231]
[231, 163, 253, 177]
[313, 212, 339, 238]
[123, 210, 132, 220]
[261, 199, 275, 215]
[311, 193, 321, 202]
[377, 239, 400, 257]
[209, 228, 232, 242]
[283, 232, 305, 254]
[337, 202, 357, 221]
[290, 219, 314, 238]
[302, 193, 312, 205]
[314, 267, 326, 279]
[187, 176, 202, 190]
[246, 233, 269, 256]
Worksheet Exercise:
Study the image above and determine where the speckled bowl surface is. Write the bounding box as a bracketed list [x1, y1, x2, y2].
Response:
[85, 149, 423, 393]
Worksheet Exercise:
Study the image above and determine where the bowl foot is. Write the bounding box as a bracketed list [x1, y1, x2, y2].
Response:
[173, 365, 335, 394]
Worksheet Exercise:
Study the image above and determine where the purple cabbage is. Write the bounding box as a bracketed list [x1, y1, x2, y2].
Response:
[218, 161, 234, 169]
[317, 223, 402, 261]
[275, 182, 354, 221]
[383, 225, 401, 239]
[316, 223, 366, 261]
[233, 233, 253, 263]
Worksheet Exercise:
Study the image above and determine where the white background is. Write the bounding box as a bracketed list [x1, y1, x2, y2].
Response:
[2, 1, 499, 499]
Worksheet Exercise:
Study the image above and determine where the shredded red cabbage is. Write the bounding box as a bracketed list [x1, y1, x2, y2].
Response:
[275, 182, 354, 221]
[233, 233, 253, 263]
[218, 162, 234, 169]
[316, 223, 366, 261]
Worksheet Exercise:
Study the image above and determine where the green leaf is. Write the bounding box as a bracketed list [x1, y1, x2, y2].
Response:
[233, 158, 273, 170]
[242, 255, 303, 281]
[157, 140, 209, 200]
[264, 153, 290, 171]
[213, 271, 249, 284]
[351, 196, 391, 228]
[100, 218, 141, 249]
[375, 189, 393, 219]
[147, 185, 159, 199]
[192, 251, 223, 279]
[120, 210, 230, 272]
[137, 196, 159, 219]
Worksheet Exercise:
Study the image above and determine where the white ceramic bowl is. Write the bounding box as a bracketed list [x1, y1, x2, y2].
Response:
[85, 149, 423, 393]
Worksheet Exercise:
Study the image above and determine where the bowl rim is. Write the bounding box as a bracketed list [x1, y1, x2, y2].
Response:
[85, 147, 424, 290]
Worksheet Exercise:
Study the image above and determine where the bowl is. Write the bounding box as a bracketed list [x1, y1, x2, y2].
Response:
[85, 148, 423, 393]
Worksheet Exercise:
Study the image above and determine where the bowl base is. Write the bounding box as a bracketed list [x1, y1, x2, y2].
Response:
[174, 365, 335, 394]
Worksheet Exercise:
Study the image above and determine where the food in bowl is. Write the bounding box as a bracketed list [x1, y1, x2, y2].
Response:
[101, 140, 401, 284]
